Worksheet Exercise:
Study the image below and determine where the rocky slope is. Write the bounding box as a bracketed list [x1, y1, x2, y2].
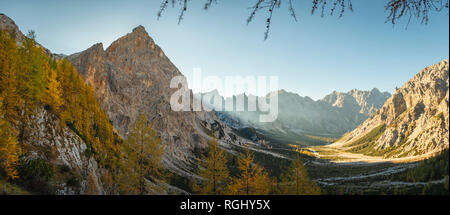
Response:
[333, 60, 449, 158]
[22, 108, 106, 194]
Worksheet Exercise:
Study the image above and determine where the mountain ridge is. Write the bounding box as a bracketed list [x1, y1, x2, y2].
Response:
[332, 59, 449, 158]
[199, 88, 391, 136]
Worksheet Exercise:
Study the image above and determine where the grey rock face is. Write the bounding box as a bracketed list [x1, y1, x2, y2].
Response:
[24, 108, 105, 194]
[205, 88, 390, 136]
[0, 13, 25, 44]
[67, 26, 238, 175]
[322, 88, 391, 116]
[337, 60, 449, 158]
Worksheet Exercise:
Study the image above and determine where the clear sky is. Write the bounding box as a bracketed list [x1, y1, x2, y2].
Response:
[1, 0, 448, 99]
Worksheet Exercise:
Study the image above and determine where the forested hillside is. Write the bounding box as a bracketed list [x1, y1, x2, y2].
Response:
[0, 29, 124, 193]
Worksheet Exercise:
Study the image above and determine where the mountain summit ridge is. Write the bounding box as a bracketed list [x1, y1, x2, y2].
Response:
[203, 88, 390, 135]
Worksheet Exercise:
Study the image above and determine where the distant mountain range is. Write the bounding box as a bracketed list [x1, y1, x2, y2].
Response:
[197, 88, 391, 136]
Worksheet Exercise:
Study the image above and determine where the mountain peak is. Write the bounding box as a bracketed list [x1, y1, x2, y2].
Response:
[132, 25, 147, 34]
[106, 24, 155, 55]
[128, 25, 151, 40]
[370, 88, 381, 93]
[89, 42, 104, 51]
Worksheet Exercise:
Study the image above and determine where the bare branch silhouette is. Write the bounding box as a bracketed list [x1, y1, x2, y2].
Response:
[157, 0, 448, 39]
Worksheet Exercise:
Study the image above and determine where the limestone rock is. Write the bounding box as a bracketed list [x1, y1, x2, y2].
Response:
[335, 60, 449, 158]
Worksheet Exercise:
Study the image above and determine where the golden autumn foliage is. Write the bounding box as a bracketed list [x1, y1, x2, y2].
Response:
[0, 118, 19, 179]
[227, 147, 270, 195]
[55, 59, 120, 168]
[44, 61, 63, 112]
[118, 114, 165, 194]
[280, 154, 321, 195]
[193, 138, 229, 195]
[0, 30, 121, 183]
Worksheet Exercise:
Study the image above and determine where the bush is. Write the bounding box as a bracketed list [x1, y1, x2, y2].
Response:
[17, 157, 54, 194]
[66, 176, 80, 187]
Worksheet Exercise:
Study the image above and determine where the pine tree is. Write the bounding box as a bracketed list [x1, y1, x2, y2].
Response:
[193, 138, 229, 195]
[280, 154, 321, 195]
[119, 114, 165, 194]
[227, 146, 270, 195]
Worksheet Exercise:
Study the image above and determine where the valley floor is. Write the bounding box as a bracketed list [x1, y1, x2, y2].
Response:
[300, 145, 449, 194]
[307, 144, 441, 163]
[256, 132, 449, 195]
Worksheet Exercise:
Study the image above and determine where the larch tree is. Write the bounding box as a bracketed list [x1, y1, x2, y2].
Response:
[119, 114, 165, 194]
[44, 61, 63, 112]
[16, 31, 46, 143]
[227, 146, 270, 195]
[0, 117, 20, 179]
[0, 30, 22, 127]
[193, 138, 229, 195]
[280, 154, 321, 195]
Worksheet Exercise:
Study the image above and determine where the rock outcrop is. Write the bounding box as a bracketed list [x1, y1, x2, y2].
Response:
[23, 108, 105, 194]
[334, 60, 449, 158]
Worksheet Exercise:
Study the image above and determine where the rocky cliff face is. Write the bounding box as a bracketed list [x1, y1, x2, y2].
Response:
[68, 26, 241, 176]
[22, 108, 106, 194]
[334, 60, 449, 158]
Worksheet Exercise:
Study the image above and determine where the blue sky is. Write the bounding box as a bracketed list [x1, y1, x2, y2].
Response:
[1, 0, 448, 99]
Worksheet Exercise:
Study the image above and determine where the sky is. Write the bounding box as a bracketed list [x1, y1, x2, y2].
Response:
[0, 0, 448, 99]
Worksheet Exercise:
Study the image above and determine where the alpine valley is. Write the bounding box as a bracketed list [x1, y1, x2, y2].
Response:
[0, 13, 448, 195]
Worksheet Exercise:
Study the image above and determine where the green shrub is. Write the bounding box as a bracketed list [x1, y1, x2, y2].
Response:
[66, 176, 80, 187]
[17, 157, 54, 194]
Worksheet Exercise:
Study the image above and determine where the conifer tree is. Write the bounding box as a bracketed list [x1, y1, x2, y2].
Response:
[119, 114, 165, 194]
[0, 117, 20, 179]
[16, 31, 46, 143]
[280, 154, 321, 195]
[227, 146, 270, 195]
[44, 62, 63, 112]
[0, 30, 22, 127]
[193, 138, 229, 195]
